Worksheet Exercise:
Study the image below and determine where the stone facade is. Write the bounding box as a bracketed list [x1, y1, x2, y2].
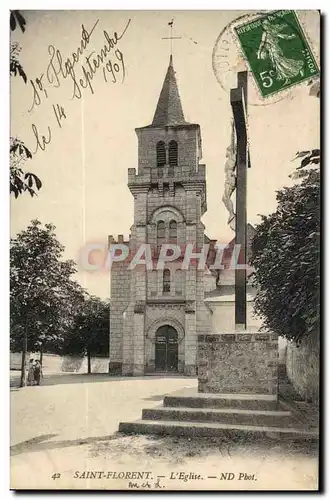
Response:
[198, 332, 279, 395]
[109, 57, 212, 376]
[109, 57, 277, 385]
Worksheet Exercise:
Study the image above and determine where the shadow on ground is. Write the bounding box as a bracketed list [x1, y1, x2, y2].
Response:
[11, 430, 319, 464]
[11, 434, 59, 455]
[10, 433, 122, 456]
[90, 433, 319, 465]
[10, 373, 194, 388]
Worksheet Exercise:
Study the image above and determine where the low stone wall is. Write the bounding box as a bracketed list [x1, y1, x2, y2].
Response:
[197, 333, 278, 395]
[61, 356, 109, 373]
[286, 333, 319, 403]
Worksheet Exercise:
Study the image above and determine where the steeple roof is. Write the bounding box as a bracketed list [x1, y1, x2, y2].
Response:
[152, 55, 187, 127]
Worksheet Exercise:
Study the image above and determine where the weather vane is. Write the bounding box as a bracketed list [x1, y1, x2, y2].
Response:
[161, 19, 182, 56]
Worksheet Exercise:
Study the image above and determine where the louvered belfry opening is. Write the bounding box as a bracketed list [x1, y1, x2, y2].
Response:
[168, 140, 178, 166]
[156, 141, 166, 167]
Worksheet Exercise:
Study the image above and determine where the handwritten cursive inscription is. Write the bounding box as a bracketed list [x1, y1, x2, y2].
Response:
[26, 17, 131, 155]
[31, 103, 67, 153]
[31, 123, 52, 154]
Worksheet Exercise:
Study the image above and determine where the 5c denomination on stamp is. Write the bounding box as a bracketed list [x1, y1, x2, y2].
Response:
[234, 10, 319, 98]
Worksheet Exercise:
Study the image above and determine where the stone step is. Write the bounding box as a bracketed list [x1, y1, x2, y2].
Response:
[163, 393, 279, 411]
[142, 406, 295, 427]
[119, 419, 318, 441]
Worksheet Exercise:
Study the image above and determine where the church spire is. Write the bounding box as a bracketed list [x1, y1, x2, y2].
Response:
[152, 56, 187, 127]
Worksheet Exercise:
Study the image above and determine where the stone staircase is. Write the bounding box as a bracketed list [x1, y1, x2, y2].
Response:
[119, 388, 318, 441]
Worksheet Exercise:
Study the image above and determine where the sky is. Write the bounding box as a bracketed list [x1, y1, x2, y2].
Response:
[10, 10, 320, 299]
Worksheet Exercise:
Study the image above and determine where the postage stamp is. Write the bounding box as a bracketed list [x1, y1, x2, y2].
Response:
[234, 10, 320, 98]
[10, 10, 320, 492]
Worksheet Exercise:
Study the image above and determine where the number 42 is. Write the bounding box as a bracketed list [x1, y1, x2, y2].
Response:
[259, 70, 276, 88]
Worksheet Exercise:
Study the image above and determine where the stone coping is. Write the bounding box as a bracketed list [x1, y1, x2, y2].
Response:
[204, 293, 255, 303]
[164, 387, 277, 401]
[198, 333, 278, 343]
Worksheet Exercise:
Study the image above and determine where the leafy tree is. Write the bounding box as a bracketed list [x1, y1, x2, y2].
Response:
[250, 150, 320, 343]
[10, 10, 42, 198]
[10, 220, 85, 386]
[62, 296, 110, 374]
[10, 138, 42, 198]
[10, 11, 27, 35]
[10, 40, 26, 83]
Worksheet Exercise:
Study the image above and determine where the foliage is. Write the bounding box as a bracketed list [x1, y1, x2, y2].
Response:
[10, 220, 85, 353]
[10, 42, 27, 83]
[250, 150, 320, 342]
[10, 138, 42, 198]
[10, 10, 27, 33]
[10, 10, 42, 198]
[62, 296, 109, 360]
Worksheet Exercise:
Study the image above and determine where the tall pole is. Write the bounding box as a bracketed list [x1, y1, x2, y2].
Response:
[20, 322, 28, 387]
[238, 71, 251, 169]
[230, 71, 248, 329]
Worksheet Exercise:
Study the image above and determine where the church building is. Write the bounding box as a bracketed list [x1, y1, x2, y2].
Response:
[109, 56, 259, 376]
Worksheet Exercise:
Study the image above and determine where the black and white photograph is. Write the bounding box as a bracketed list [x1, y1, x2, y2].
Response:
[9, 9, 320, 491]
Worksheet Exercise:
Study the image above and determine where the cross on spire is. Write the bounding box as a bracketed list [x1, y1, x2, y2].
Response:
[161, 19, 182, 57]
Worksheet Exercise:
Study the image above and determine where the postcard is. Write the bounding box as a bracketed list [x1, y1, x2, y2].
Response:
[10, 9, 320, 491]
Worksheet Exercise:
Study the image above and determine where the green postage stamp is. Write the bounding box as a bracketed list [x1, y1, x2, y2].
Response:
[234, 10, 320, 98]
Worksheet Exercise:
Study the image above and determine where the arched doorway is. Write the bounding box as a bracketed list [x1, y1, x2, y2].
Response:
[155, 325, 178, 372]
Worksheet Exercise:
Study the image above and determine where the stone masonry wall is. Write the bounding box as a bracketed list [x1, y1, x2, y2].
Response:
[286, 333, 319, 403]
[198, 333, 279, 395]
[109, 259, 131, 373]
[112, 112, 206, 376]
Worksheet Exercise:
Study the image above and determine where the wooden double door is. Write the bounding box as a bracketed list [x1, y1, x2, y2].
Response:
[155, 325, 178, 372]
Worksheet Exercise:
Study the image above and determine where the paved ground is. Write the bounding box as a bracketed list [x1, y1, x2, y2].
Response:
[10, 373, 319, 491]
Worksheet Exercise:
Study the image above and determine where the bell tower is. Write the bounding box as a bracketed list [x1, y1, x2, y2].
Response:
[110, 56, 209, 376]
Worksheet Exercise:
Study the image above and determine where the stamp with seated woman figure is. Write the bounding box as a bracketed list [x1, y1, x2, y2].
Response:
[234, 10, 319, 98]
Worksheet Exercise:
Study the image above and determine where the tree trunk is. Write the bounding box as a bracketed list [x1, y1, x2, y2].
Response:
[40, 343, 43, 365]
[87, 350, 91, 374]
[20, 326, 28, 387]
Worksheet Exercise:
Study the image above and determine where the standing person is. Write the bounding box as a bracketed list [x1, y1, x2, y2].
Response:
[34, 360, 42, 386]
[27, 359, 35, 386]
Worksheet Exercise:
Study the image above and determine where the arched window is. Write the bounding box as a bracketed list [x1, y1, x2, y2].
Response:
[168, 140, 178, 166]
[169, 220, 177, 241]
[163, 269, 171, 293]
[156, 141, 166, 167]
[157, 221, 165, 251]
[175, 269, 183, 295]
